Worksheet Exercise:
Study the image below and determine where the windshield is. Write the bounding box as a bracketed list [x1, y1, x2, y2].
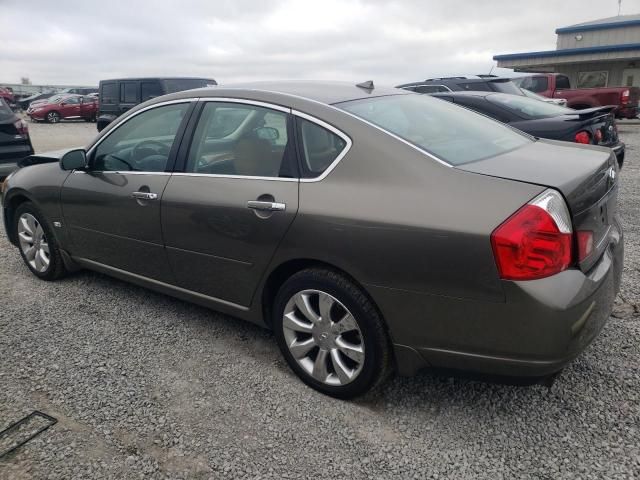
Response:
[337, 94, 531, 166]
[486, 93, 574, 119]
[162, 79, 217, 93]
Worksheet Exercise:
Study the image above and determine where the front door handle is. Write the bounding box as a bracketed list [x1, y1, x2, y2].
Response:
[247, 200, 286, 212]
[132, 191, 158, 201]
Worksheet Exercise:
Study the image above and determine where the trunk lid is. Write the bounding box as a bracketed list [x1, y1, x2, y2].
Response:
[459, 139, 618, 272]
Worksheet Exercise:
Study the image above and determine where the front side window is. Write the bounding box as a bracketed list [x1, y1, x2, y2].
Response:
[93, 103, 189, 172]
[298, 119, 347, 178]
[556, 76, 571, 89]
[63, 96, 80, 105]
[186, 102, 292, 178]
[337, 94, 530, 166]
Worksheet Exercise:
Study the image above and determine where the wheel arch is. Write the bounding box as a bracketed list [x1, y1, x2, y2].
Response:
[259, 258, 392, 340]
[3, 191, 36, 246]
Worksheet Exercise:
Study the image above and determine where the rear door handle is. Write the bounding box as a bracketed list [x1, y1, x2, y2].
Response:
[247, 200, 286, 212]
[132, 191, 158, 200]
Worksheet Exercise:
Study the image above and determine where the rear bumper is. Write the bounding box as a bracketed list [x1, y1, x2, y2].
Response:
[371, 219, 624, 378]
[611, 142, 625, 168]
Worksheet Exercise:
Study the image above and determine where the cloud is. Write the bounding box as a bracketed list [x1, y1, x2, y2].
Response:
[0, 0, 625, 86]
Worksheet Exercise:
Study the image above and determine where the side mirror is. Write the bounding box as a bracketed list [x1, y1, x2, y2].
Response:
[60, 102, 66, 107]
[60, 149, 87, 170]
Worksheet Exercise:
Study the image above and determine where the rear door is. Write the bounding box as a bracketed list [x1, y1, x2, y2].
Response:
[161, 100, 299, 307]
[61, 101, 195, 282]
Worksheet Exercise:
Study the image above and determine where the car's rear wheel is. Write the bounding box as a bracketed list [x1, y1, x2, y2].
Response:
[15, 202, 66, 280]
[46, 111, 60, 123]
[273, 268, 392, 398]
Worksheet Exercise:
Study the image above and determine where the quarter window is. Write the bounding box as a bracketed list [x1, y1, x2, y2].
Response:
[186, 102, 293, 178]
[297, 118, 347, 178]
[92, 103, 189, 172]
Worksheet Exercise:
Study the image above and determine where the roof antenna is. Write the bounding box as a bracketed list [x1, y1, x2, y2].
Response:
[356, 80, 374, 91]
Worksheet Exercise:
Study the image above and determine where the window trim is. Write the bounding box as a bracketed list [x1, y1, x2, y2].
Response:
[292, 110, 352, 183]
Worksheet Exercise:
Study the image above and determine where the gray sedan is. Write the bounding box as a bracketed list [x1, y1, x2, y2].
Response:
[1, 82, 623, 398]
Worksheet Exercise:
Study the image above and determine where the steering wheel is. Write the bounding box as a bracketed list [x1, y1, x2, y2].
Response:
[132, 140, 170, 160]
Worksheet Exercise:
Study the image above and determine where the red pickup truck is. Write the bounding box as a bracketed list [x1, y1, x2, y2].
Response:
[513, 73, 639, 119]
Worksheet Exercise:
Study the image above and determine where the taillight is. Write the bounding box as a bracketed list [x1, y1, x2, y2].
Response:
[621, 89, 630, 104]
[594, 129, 603, 143]
[491, 189, 573, 280]
[577, 231, 594, 262]
[13, 119, 28, 137]
[575, 131, 591, 144]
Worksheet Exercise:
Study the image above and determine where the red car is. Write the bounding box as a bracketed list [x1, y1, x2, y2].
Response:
[0, 87, 16, 110]
[514, 73, 640, 119]
[27, 95, 98, 123]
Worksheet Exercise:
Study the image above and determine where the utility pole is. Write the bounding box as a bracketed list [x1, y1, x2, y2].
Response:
[618, 0, 622, 16]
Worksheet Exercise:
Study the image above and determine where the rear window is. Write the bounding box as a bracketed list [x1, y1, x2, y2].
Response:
[337, 94, 530, 166]
[488, 80, 523, 95]
[162, 79, 217, 94]
[486, 93, 575, 119]
[513, 76, 549, 93]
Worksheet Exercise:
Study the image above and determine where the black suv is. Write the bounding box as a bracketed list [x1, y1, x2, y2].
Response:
[97, 77, 217, 131]
[396, 76, 524, 95]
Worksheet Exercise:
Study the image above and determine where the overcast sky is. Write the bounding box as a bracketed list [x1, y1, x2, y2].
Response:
[0, 0, 634, 87]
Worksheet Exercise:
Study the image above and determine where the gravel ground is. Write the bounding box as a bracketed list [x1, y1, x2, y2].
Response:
[0, 124, 638, 479]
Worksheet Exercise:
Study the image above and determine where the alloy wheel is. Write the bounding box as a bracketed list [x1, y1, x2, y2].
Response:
[282, 289, 365, 386]
[18, 213, 50, 273]
[47, 112, 60, 123]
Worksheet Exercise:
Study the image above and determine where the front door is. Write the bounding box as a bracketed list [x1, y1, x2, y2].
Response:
[161, 100, 299, 307]
[61, 101, 193, 282]
[60, 96, 82, 119]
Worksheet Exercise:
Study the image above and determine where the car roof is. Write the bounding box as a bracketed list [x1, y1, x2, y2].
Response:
[150, 81, 410, 106]
[99, 77, 216, 83]
[432, 91, 494, 99]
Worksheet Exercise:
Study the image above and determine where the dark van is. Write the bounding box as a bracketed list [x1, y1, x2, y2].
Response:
[96, 77, 217, 131]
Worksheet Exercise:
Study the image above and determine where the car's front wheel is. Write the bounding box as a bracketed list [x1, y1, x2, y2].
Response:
[273, 268, 392, 399]
[15, 202, 66, 280]
[46, 111, 60, 123]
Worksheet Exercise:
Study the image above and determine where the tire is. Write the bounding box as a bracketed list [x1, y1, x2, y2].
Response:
[14, 202, 66, 281]
[273, 268, 392, 399]
[46, 111, 60, 123]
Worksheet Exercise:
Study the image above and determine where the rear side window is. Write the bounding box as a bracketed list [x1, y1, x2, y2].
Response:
[141, 82, 163, 101]
[556, 76, 570, 89]
[101, 83, 118, 104]
[120, 82, 139, 103]
[297, 118, 348, 178]
[414, 85, 450, 94]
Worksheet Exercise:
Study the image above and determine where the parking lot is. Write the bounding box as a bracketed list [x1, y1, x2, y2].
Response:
[0, 123, 638, 479]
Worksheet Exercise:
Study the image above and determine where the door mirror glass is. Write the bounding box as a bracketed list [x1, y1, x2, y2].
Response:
[60, 149, 87, 170]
